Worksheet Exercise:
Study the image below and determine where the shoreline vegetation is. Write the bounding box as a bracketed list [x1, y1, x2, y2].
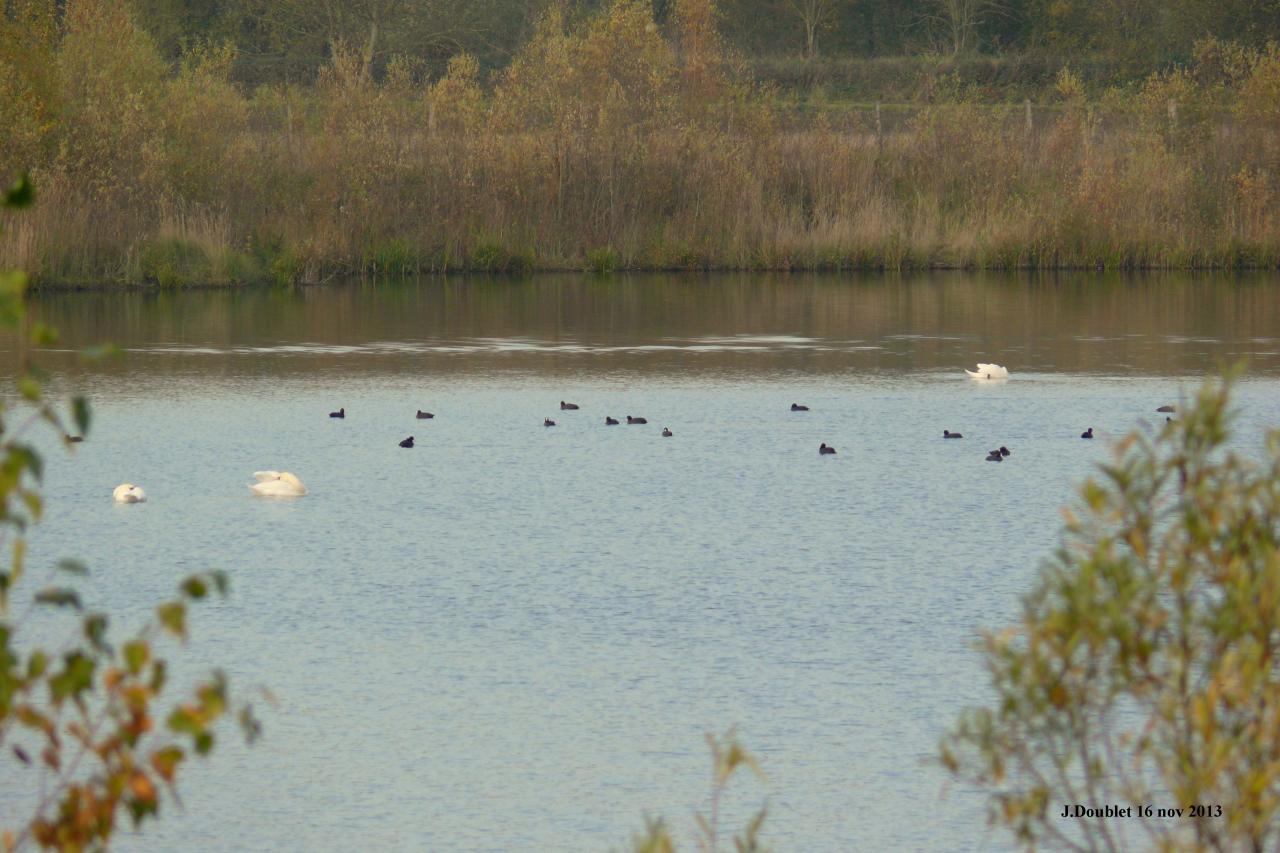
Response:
[3, 2, 1280, 287]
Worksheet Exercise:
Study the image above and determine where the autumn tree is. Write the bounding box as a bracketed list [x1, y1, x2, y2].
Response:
[943, 375, 1280, 852]
[922, 0, 1006, 55]
[0, 177, 262, 849]
[786, 0, 842, 58]
[228, 0, 529, 79]
[0, 1, 60, 176]
[55, 0, 168, 208]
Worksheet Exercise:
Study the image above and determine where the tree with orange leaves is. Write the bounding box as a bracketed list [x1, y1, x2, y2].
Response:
[0, 175, 262, 852]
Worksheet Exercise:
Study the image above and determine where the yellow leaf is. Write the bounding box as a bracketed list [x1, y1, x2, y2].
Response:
[150, 746, 184, 784]
[130, 770, 156, 803]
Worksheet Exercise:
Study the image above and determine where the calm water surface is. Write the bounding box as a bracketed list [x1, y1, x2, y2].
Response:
[4, 272, 1280, 852]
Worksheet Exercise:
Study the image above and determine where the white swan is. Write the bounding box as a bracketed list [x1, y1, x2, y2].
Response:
[113, 484, 147, 503]
[965, 363, 1009, 380]
[250, 471, 308, 497]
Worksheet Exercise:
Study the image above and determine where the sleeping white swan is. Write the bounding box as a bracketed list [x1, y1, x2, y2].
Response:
[965, 363, 1009, 380]
[250, 471, 308, 497]
[113, 484, 147, 503]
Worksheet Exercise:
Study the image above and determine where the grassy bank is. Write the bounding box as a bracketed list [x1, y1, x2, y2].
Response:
[3, 2, 1280, 286]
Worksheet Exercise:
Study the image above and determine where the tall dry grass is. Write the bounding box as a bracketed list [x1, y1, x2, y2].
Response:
[2, 0, 1279, 286]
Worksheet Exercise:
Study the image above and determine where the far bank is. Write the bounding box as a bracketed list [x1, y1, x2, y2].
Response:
[4, 4, 1280, 287]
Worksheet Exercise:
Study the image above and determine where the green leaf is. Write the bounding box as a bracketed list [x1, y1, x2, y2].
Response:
[198, 672, 227, 717]
[127, 796, 157, 826]
[11, 539, 26, 591]
[9, 444, 43, 481]
[2, 174, 33, 209]
[17, 376, 41, 402]
[27, 650, 48, 679]
[210, 570, 230, 597]
[151, 745, 184, 782]
[83, 613, 109, 651]
[49, 652, 96, 703]
[34, 587, 81, 609]
[57, 559, 88, 576]
[31, 323, 58, 346]
[180, 576, 208, 600]
[150, 659, 167, 692]
[157, 601, 186, 639]
[123, 640, 149, 675]
[71, 396, 90, 436]
[194, 730, 214, 755]
[167, 706, 199, 735]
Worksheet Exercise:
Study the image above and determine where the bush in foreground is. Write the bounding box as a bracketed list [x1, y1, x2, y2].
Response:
[0, 176, 261, 849]
[943, 373, 1280, 851]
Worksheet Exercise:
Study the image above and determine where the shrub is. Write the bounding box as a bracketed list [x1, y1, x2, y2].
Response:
[942, 374, 1280, 851]
[138, 237, 210, 286]
[586, 246, 620, 274]
[470, 242, 535, 274]
[267, 246, 304, 286]
[365, 238, 420, 276]
[0, 174, 261, 849]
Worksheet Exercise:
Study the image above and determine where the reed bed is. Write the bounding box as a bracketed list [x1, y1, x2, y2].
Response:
[3, 1, 1279, 286]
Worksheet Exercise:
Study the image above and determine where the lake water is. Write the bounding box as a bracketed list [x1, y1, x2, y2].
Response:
[4, 272, 1280, 851]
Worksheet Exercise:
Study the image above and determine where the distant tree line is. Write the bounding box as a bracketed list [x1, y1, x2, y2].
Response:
[2, 0, 1279, 282]
[721, 0, 1280, 66]
[21, 0, 1280, 83]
